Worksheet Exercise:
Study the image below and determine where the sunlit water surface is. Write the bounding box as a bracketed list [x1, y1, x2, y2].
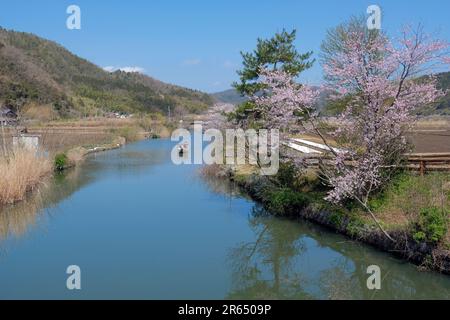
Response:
[0, 139, 449, 299]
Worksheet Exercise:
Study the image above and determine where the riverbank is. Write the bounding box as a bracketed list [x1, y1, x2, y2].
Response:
[0, 137, 125, 205]
[216, 164, 450, 274]
[0, 117, 172, 205]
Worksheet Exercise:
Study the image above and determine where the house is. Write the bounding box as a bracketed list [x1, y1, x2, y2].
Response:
[0, 107, 18, 126]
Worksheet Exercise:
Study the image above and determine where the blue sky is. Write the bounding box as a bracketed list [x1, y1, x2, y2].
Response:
[0, 0, 449, 92]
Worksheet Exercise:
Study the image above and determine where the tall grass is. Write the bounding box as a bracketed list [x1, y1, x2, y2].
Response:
[112, 126, 142, 142]
[0, 147, 52, 205]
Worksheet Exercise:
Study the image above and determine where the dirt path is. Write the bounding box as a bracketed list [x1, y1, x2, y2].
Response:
[409, 130, 450, 153]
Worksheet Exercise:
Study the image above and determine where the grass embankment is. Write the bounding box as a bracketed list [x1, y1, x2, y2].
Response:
[0, 116, 171, 205]
[230, 163, 450, 273]
[26, 116, 170, 169]
[30, 116, 171, 153]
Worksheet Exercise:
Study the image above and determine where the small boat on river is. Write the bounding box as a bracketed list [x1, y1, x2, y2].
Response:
[178, 143, 188, 156]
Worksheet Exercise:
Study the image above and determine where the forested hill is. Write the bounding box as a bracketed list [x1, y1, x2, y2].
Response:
[0, 28, 213, 117]
[425, 71, 450, 115]
[320, 71, 450, 116]
[211, 89, 248, 105]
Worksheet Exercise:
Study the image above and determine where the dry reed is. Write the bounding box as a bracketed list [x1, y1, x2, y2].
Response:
[0, 147, 52, 205]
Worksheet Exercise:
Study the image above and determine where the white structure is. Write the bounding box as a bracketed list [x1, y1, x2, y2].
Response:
[284, 141, 322, 154]
[13, 135, 40, 151]
[291, 138, 344, 154]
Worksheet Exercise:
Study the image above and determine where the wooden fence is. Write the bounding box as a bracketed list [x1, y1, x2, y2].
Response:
[286, 139, 450, 174]
[298, 153, 450, 175]
[405, 153, 450, 174]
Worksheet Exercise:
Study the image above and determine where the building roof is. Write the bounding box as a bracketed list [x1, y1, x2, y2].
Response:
[0, 107, 17, 117]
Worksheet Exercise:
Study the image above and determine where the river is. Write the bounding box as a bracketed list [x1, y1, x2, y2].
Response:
[0, 139, 449, 299]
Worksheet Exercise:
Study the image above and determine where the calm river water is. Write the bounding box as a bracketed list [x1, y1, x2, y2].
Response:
[0, 139, 449, 299]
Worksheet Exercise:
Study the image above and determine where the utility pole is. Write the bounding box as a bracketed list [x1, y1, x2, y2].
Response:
[168, 105, 171, 122]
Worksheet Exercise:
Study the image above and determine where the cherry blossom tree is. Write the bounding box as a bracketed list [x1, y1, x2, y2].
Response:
[255, 26, 448, 240]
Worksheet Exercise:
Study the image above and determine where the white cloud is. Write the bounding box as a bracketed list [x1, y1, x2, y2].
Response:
[103, 66, 145, 73]
[182, 58, 201, 66]
[103, 66, 116, 72]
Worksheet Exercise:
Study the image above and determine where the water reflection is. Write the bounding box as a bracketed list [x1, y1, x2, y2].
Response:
[199, 171, 241, 199]
[0, 141, 167, 244]
[0, 193, 43, 242]
[86, 147, 167, 176]
[0, 139, 449, 299]
[199, 167, 450, 299]
[227, 213, 312, 299]
[0, 167, 93, 243]
[226, 212, 450, 300]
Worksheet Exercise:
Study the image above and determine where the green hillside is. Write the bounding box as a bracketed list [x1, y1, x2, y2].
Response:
[0, 28, 213, 117]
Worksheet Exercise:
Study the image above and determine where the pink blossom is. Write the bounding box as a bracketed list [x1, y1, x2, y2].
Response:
[255, 26, 448, 206]
[322, 26, 448, 203]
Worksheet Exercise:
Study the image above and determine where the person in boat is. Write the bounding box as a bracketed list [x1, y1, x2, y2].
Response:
[178, 142, 188, 155]
[178, 145, 184, 155]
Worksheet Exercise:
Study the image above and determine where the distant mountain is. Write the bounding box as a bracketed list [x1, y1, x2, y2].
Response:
[0, 28, 213, 117]
[417, 71, 450, 115]
[212, 89, 248, 105]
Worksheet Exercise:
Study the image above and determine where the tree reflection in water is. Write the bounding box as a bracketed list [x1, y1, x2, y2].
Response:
[225, 204, 450, 300]
[227, 206, 313, 299]
[0, 145, 167, 245]
[0, 166, 92, 245]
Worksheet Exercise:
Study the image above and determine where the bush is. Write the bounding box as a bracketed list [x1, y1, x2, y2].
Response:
[240, 174, 273, 202]
[346, 216, 366, 237]
[330, 211, 344, 228]
[413, 207, 448, 243]
[54, 153, 68, 171]
[266, 188, 310, 217]
[276, 161, 298, 189]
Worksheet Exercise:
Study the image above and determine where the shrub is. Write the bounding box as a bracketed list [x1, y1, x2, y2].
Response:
[266, 188, 310, 217]
[54, 153, 68, 171]
[413, 207, 448, 243]
[330, 211, 344, 228]
[346, 216, 366, 237]
[241, 174, 273, 202]
[276, 161, 298, 189]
